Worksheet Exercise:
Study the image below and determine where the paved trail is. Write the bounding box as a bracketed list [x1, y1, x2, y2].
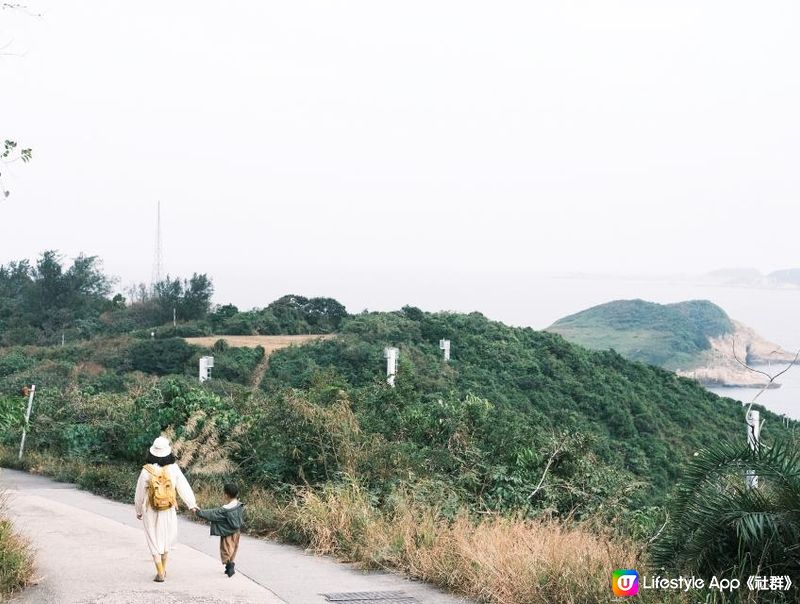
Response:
[1, 470, 469, 604]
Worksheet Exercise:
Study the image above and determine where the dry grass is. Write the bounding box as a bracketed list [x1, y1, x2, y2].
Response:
[1, 448, 684, 604]
[0, 491, 34, 602]
[183, 334, 334, 354]
[279, 481, 678, 604]
[164, 410, 243, 478]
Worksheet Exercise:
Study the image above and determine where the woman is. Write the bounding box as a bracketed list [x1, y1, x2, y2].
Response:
[134, 436, 198, 582]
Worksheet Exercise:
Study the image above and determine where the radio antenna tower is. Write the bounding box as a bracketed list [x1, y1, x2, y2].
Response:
[151, 201, 163, 286]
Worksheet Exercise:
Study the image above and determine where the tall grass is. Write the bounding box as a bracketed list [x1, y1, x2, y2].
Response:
[279, 480, 677, 604]
[0, 489, 34, 602]
[1, 447, 683, 604]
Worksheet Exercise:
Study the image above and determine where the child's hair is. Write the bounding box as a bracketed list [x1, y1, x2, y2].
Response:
[223, 482, 239, 499]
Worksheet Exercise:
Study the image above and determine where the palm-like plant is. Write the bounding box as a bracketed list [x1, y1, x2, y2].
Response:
[652, 438, 800, 586]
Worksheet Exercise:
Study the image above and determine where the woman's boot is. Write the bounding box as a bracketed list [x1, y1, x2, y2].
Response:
[161, 553, 168, 578]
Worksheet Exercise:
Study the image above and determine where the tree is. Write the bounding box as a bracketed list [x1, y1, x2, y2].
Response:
[180, 273, 214, 320]
[0, 251, 112, 342]
[263, 294, 349, 333]
[126, 273, 215, 326]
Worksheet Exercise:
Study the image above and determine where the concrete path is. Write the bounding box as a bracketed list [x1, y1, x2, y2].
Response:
[1, 469, 470, 604]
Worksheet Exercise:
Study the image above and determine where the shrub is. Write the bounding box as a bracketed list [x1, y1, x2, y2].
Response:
[0, 397, 24, 434]
[209, 346, 263, 384]
[127, 338, 195, 375]
[0, 351, 33, 378]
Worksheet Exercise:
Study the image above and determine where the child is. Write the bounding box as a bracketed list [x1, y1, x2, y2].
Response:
[195, 483, 245, 577]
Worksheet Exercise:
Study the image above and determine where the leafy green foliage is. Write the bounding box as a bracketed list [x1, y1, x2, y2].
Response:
[0, 252, 112, 345]
[549, 299, 734, 369]
[103, 274, 215, 332]
[0, 396, 24, 433]
[127, 338, 196, 375]
[653, 440, 800, 599]
[3, 377, 238, 466]
[207, 345, 264, 383]
[0, 350, 32, 376]
[258, 309, 795, 515]
[209, 295, 349, 336]
[3, 284, 798, 569]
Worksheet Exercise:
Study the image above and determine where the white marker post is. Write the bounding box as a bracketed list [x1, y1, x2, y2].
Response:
[746, 408, 761, 489]
[384, 347, 399, 387]
[439, 339, 451, 361]
[18, 384, 36, 461]
[199, 356, 214, 382]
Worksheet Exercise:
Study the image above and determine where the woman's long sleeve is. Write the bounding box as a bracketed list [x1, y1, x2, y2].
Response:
[134, 469, 148, 516]
[174, 465, 198, 509]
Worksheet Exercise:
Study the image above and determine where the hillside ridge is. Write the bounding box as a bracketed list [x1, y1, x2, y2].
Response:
[547, 299, 795, 387]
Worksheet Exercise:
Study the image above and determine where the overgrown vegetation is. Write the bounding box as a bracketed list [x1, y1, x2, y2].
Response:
[0, 251, 213, 345]
[1, 252, 798, 602]
[261, 308, 790, 507]
[1, 446, 684, 604]
[0, 252, 349, 346]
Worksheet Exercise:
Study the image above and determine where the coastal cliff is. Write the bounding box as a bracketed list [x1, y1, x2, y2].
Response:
[548, 300, 796, 388]
[676, 320, 797, 387]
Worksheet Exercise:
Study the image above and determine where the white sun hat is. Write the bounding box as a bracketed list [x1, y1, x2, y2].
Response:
[149, 436, 172, 458]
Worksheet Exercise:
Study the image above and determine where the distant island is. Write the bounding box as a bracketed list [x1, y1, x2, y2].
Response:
[548, 299, 797, 388]
[702, 267, 800, 288]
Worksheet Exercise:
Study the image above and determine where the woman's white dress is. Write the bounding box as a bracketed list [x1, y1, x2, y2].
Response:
[134, 463, 197, 556]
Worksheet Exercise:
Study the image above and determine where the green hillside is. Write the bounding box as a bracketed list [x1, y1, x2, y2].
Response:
[2, 304, 790, 516]
[547, 299, 734, 370]
[0, 254, 788, 516]
[3, 253, 799, 602]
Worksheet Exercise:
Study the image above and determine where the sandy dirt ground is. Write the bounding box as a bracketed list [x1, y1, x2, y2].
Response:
[184, 334, 335, 354]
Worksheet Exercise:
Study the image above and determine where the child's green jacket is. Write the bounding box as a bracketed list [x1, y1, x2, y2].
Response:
[197, 502, 245, 537]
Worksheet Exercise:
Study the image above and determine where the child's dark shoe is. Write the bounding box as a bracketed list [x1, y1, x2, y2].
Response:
[225, 561, 235, 577]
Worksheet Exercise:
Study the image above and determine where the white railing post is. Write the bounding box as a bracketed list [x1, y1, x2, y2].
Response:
[199, 356, 214, 382]
[439, 339, 451, 361]
[18, 384, 36, 461]
[384, 347, 399, 387]
[746, 408, 761, 489]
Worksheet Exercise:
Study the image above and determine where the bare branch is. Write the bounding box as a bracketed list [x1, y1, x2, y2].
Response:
[731, 336, 800, 420]
[768, 349, 800, 383]
[635, 512, 669, 563]
[1, 3, 42, 17]
[528, 437, 567, 500]
[730, 337, 773, 382]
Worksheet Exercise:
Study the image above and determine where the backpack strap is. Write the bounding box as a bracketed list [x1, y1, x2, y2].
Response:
[143, 464, 160, 477]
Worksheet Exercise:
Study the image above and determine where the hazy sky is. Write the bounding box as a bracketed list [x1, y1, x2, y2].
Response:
[1, 1, 799, 315]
